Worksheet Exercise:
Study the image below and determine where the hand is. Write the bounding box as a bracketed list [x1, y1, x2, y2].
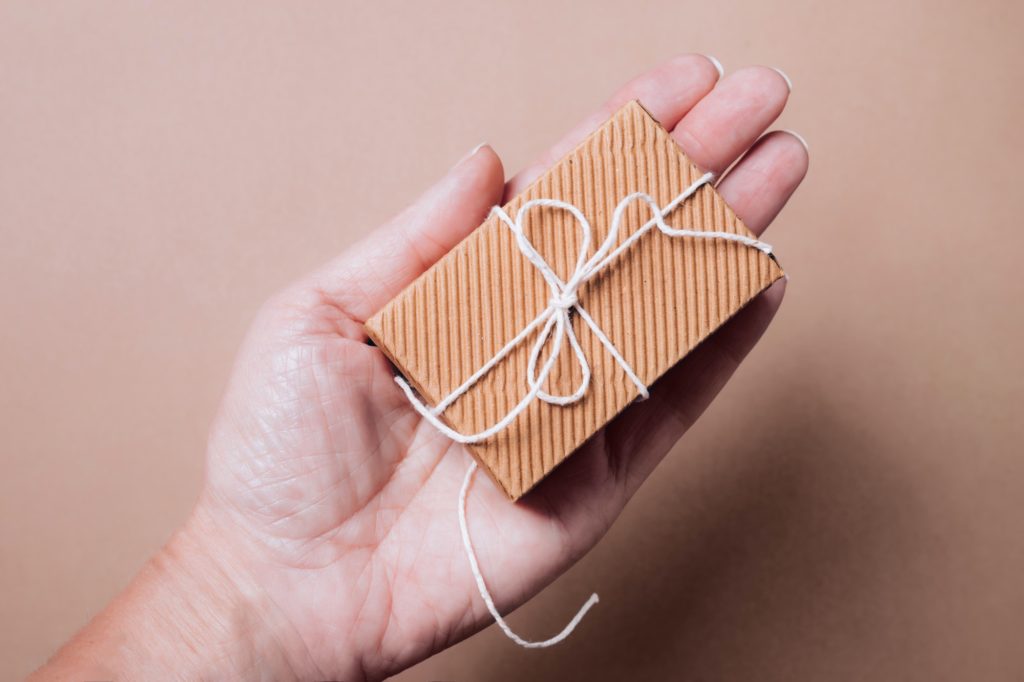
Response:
[34, 55, 807, 681]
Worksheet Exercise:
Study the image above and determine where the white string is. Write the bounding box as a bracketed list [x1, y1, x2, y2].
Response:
[458, 460, 600, 648]
[395, 171, 773, 444]
[432, 174, 774, 649]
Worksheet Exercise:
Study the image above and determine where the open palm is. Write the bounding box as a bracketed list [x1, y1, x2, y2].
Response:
[197, 56, 807, 681]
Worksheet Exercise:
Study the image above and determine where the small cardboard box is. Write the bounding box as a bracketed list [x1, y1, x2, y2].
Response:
[366, 100, 783, 500]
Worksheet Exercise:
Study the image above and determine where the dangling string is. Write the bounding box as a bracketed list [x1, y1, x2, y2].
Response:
[425, 174, 775, 649]
[458, 460, 600, 648]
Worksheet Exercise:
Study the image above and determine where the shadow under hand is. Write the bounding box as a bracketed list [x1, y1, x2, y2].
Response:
[473, 376, 924, 681]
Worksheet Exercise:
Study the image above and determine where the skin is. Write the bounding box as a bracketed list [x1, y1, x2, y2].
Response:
[31, 55, 808, 681]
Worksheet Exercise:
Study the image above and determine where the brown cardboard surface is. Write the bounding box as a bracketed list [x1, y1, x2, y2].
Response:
[365, 101, 783, 499]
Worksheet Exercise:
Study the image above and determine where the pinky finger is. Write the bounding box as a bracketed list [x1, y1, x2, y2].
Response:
[715, 130, 809, 236]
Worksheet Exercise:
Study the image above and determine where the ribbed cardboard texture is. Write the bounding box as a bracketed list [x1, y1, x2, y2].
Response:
[365, 100, 783, 500]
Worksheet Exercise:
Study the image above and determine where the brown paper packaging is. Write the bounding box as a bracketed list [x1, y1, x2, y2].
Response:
[365, 100, 784, 500]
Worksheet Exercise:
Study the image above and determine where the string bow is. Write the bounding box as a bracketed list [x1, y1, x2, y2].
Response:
[395, 171, 773, 444]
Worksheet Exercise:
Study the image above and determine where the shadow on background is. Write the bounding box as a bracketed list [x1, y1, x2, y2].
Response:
[467, 378, 924, 680]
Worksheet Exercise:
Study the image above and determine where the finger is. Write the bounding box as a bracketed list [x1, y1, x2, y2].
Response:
[541, 133, 805, 512]
[599, 133, 806, 494]
[506, 54, 722, 197]
[616, 277, 787, 492]
[309, 145, 504, 325]
[615, 130, 806, 455]
[671, 66, 791, 174]
[716, 130, 809, 236]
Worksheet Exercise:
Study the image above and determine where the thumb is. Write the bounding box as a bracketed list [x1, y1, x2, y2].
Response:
[310, 144, 505, 325]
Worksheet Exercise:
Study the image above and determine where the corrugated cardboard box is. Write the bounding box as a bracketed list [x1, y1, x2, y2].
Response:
[366, 100, 783, 499]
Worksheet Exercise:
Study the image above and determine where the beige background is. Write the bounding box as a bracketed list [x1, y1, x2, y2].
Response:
[2, 1, 1022, 679]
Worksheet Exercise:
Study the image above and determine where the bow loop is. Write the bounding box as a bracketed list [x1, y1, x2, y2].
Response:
[503, 198, 594, 299]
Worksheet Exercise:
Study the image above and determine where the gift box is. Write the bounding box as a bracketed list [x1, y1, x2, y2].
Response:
[365, 100, 783, 500]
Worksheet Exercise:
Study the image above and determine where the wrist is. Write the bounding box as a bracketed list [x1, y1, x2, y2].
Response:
[147, 502, 312, 680]
[32, 499, 316, 681]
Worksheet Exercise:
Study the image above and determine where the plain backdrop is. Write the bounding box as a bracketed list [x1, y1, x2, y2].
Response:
[2, 1, 1023, 679]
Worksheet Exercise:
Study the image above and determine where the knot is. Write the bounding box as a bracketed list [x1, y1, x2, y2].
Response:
[548, 291, 578, 312]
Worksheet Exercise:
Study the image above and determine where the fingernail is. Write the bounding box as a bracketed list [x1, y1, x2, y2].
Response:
[704, 55, 724, 79]
[460, 142, 487, 164]
[769, 67, 793, 92]
[782, 272, 790, 283]
[780, 129, 809, 152]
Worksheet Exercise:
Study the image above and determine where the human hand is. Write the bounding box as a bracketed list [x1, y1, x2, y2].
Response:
[33, 55, 807, 682]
